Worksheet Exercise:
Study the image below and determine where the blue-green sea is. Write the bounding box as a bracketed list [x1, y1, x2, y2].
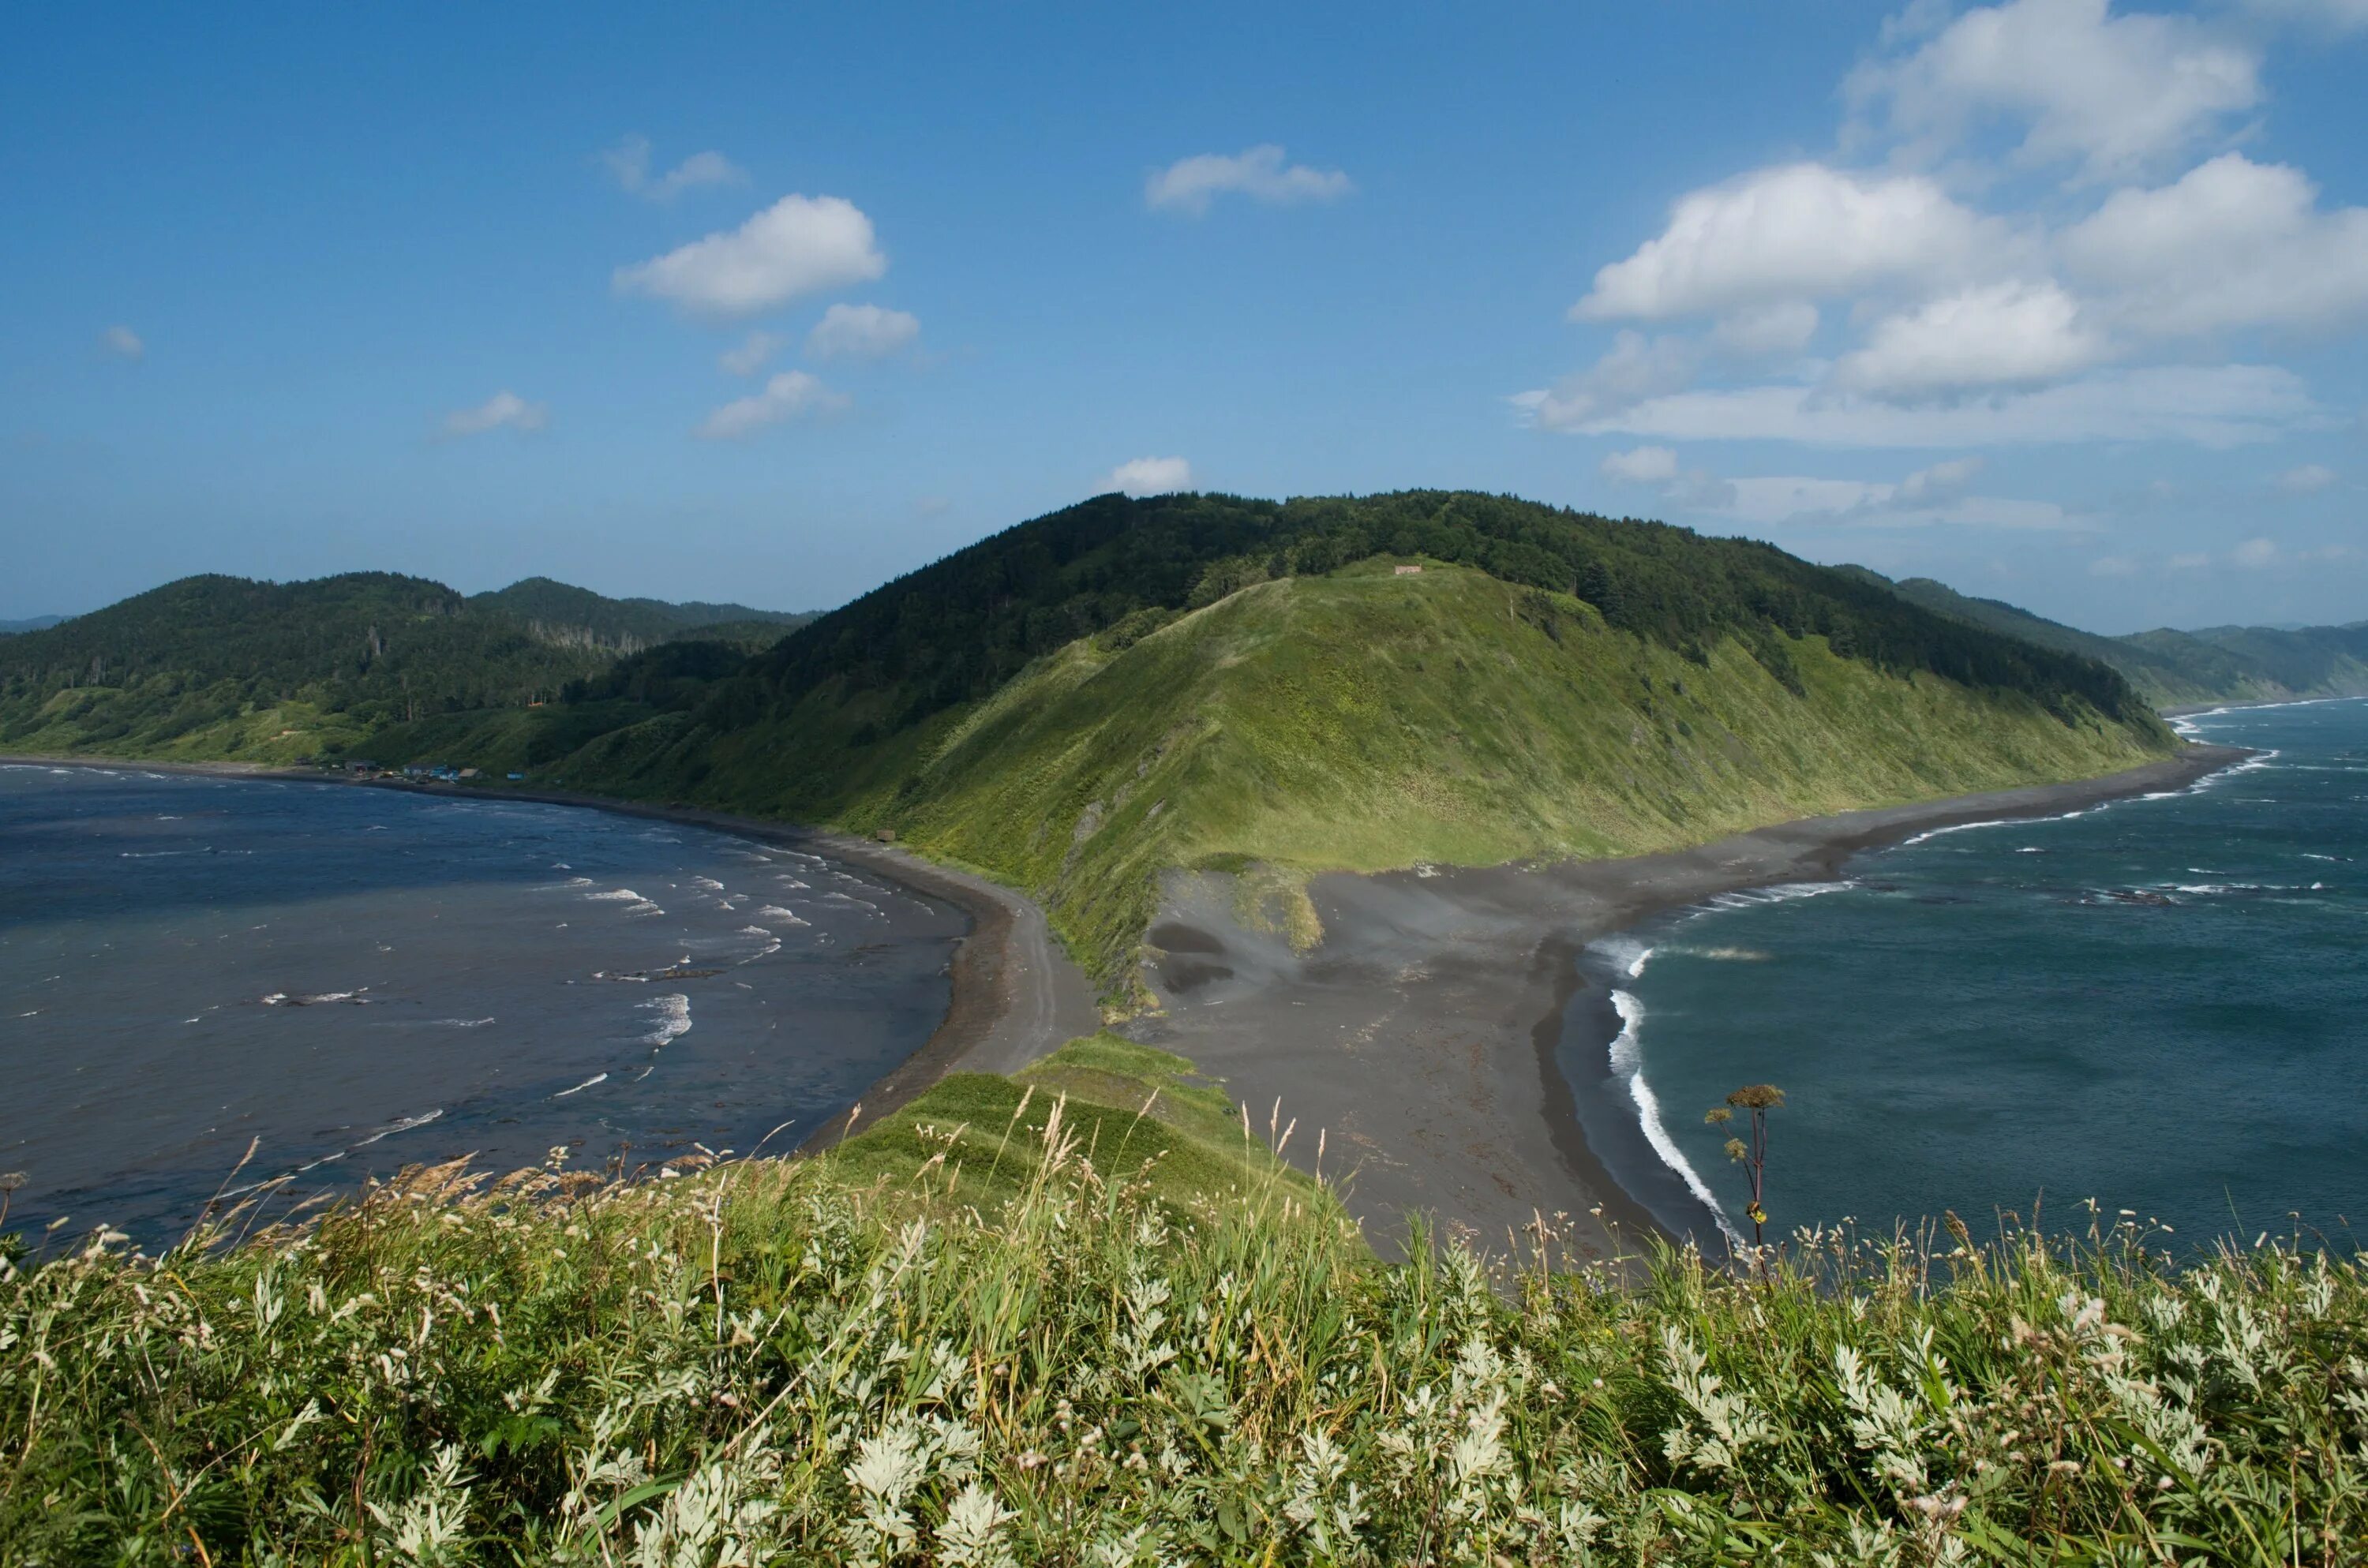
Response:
[1564, 698, 2368, 1251]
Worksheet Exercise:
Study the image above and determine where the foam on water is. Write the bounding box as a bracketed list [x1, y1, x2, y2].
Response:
[1605, 990, 1743, 1248]
[553, 1073, 608, 1098]
[352, 1109, 444, 1147]
[638, 994, 691, 1049]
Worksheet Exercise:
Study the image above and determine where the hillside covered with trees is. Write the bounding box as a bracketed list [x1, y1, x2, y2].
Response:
[357, 492, 2179, 987]
[1853, 569, 2368, 711]
[0, 573, 811, 763]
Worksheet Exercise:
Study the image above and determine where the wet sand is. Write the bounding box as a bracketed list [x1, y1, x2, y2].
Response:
[1127, 746, 2247, 1263]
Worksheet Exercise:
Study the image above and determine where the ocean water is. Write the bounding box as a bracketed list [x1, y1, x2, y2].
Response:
[1561, 698, 2368, 1252]
[0, 766, 963, 1243]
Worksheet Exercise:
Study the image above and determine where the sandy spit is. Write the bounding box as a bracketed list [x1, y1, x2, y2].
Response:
[1128, 744, 2249, 1265]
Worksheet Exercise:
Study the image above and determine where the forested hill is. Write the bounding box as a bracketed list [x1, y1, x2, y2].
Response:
[729, 490, 2155, 738]
[1850, 569, 2368, 710]
[0, 572, 810, 762]
[468, 577, 814, 652]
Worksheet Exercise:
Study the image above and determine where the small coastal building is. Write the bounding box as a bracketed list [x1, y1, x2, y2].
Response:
[1394, 563, 1422, 575]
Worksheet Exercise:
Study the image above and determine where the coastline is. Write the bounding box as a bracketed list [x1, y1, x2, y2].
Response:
[6, 742, 2246, 1254]
[1130, 743, 2248, 1263]
[0, 754, 1102, 1150]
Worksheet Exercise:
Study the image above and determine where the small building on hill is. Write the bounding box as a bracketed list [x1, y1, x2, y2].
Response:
[1394, 563, 1423, 575]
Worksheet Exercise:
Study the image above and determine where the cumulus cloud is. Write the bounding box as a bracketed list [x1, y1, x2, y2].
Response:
[1546, 364, 2315, 449]
[2231, 536, 2281, 567]
[1599, 445, 1734, 507]
[1145, 145, 1353, 216]
[2276, 462, 2337, 494]
[695, 370, 848, 440]
[1576, 163, 2007, 321]
[440, 391, 547, 438]
[2061, 154, 2368, 335]
[806, 302, 920, 361]
[1600, 446, 1681, 482]
[1103, 456, 1193, 496]
[1849, 0, 2261, 183]
[1514, 332, 1701, 430]
[1712, 301, 1820, 357]
[603, 135, 747, 200]
[616, 194, 886, 318]
[1830, 280, 2109, 396]
[718, 330, 784, 377]
[2089, 554, 2141, 576]
[99, 325, 144, 361]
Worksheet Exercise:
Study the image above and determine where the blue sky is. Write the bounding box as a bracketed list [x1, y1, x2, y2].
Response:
[4, 2, 2363, 633]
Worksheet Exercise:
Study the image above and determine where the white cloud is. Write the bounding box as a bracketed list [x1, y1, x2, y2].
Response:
[1576, 163, 2006, 322]
[1830, 280, 2109, 396]
[2062, 155, 2368, 335]
[2089, 554, 2141, 576]
[718, 331, 784, 377]
[1849, 0, 2260, 182]
[2231, 536, 2280, 567]
[1600, 445, 1680, 482]
[806, 302, 920, 361]
[1145, 145, 1352, 216]
[441, 391, 547, 438]
[2276, 462, 2336, 494]
[1712, 301, 1820, 357]
[603, 135, 747, 200]
[1725, 476, 1896, 523]
[1103, 456, 1193, 496]
[615, 194, 886, 318]
[695, 371, 848, 440]
[1551, 364, 2316, 449]
[1514, 331, 1700, 429]
[1896, 456, 1984, 503]
[99, 325, 144, 361]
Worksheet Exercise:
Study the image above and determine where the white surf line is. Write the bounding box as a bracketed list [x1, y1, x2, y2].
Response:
[1606, 989, 1747, 1251]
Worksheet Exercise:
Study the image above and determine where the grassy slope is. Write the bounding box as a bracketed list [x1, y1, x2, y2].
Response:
[625, 563, 2171, 990]
[830, 1033, 1333, 1225]
[6, 1064, 2359, 1562]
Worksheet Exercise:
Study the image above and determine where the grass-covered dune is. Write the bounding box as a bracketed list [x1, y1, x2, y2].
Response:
[4, 1035, 2359, 1562]
[579, 556, 2175, 988]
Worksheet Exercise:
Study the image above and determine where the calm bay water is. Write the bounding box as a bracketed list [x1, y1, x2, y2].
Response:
[1564, 698, 2368, 1251]
[0, 766, 962, 1243]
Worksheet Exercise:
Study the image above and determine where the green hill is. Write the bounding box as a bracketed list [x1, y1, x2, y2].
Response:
[1852, 569, 2368, 711]
[0, 572, 810, 764]
[468, 576, 813, 653]
[433, 492, 2174, 991]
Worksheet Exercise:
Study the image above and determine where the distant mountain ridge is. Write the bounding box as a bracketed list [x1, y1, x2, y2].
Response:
[468, 577, 813, 655]
[0, 572, 814, 762]
[0, 616, 66, 636]
[1845, 569, 2368, 710]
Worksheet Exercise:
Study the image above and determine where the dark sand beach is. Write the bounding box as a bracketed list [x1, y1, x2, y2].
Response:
[1128, 745, 2247, 1263]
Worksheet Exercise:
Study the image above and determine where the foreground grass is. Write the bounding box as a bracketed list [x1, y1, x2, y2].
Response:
[4, 1098, 2362, 1563]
